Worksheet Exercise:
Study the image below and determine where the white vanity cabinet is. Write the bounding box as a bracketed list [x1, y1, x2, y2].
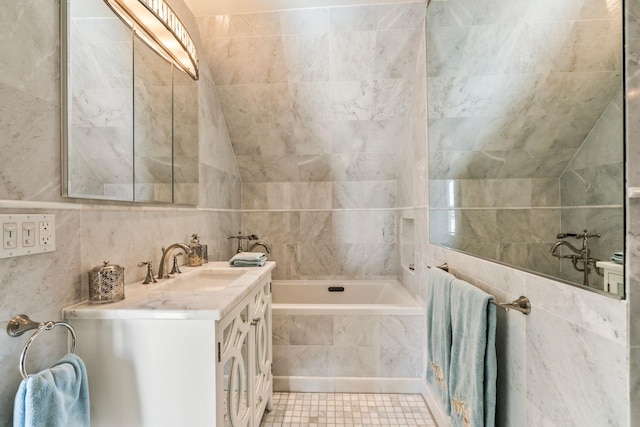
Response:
[64, 263, 274, 427]
[216, 278, 272, 426]
[596, 261, 624, 296]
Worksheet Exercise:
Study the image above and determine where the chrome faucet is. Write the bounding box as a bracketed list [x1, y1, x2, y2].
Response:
[550, 229, 602, 287]
[228, 232, 270, 253]
[228, 232, 250, 254]
[550, 240, 581, 256]
[157, 243, 191, 279]
[249, 241, 271, 254]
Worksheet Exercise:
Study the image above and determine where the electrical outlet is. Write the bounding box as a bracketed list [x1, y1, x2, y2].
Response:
[40, 221, 53, 247]
[0, 214, 55, 259]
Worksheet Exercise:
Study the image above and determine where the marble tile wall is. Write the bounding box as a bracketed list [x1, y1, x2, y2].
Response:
[0, 0, 241, 424]
[242, 208, 397, 280]
[398, 210, 629, 426]
[69, 10, 134, 198]
[198, 3, 425, 280]
[395, 1, 631, 426]
[427, 0, 621, 182]
[626, 0, 640, 422]
[272, 314, 422, 379]
[558, 89, 625, 285]
[133, 37, 174, 203]
[429, 177, 562, 278]
[425, 0, 625, 290]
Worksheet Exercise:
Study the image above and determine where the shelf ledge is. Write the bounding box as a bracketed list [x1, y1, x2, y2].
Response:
[628, 187, 640, 198]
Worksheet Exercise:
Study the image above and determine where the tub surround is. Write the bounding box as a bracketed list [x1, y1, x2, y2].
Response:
[272, 280, 423, 393]
[64, 262, 275, 320]
[272, 279, 421, 310]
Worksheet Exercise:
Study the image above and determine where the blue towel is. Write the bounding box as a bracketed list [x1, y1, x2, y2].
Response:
[611, 252, 623, 264]
[448, 279, 497, 427]
[14, 353, 90, 427]
[229, 251, 267, 267]
[425, 267, 455, 415]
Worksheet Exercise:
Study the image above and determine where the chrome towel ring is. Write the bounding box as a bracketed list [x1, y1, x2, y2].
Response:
[7, 314, 77, 379]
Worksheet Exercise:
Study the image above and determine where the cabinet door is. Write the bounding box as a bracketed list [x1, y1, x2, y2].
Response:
[218, 302, 252, 427]
[606, 272, 624, 296]
[252, 280, 272, 420]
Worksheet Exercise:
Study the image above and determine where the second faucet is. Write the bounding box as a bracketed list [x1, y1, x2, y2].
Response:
[228, 232, 271, 254]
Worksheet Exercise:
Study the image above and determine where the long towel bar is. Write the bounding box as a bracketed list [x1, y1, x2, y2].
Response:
[427, 264, 531, 315]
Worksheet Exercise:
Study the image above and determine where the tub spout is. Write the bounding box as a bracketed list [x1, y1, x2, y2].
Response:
[550, 240, 581, 256]
[249, 241, 271, 254]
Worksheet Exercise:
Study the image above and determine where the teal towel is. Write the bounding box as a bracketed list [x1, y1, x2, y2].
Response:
[425, 267, 455, 415]
[14, 353, 90, 427]
[229, 251, 267, 267]
[449, 279, 497, 427]
[611, 252, 623, 264]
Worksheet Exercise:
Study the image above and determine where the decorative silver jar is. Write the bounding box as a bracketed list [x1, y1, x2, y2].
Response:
[89, 260, 125, 304]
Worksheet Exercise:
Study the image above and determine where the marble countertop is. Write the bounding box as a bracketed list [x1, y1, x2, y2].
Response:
[63, 261, 275, 321]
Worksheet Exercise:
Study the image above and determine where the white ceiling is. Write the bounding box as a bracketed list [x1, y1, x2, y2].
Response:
[183, 0, 420, 16]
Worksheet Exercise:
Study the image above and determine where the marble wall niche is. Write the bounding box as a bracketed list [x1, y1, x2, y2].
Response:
[197, 3, 426, 279]
[0, 0, 241, 424]
[426, 0, 624, 291]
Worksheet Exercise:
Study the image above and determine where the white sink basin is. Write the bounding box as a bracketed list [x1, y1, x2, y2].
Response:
[159, 269, 246, 292]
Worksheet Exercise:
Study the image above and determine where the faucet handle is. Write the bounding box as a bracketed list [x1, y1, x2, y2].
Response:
[170, 253, 184, 275]
[556, 233, 577, 238]
[137, 261, 157, 284]
[583, 229, 601, 238]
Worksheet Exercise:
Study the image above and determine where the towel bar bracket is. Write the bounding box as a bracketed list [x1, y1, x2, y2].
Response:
[7, 314, 77, 379]
[427, 263, 449, 272]
[7, 314, 44, 337]
[490, 296, 531, 315]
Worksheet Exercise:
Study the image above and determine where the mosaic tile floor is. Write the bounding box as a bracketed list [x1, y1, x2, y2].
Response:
[260, 392, 438, 426]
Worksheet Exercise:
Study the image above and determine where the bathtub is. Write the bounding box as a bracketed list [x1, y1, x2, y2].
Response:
[271, 280, 423, 393]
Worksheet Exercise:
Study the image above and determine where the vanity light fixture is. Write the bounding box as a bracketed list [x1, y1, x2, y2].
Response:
[103, 0, 199, 79]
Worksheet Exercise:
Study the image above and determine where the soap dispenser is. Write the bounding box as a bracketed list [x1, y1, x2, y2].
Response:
[188, 233, 203, 266]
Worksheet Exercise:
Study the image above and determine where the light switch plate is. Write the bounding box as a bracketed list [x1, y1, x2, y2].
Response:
[0, 214, 56, 259]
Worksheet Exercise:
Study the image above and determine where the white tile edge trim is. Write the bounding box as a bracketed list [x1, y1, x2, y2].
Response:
[629, 187, 640, 198]
[273, 376, 421, 394]
[421, 379, 452, 427]
[0, 199, 241, 213]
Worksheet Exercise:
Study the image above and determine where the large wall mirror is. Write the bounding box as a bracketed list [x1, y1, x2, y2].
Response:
[61, 0, 199, 205]
[427, 0, 624, 297]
